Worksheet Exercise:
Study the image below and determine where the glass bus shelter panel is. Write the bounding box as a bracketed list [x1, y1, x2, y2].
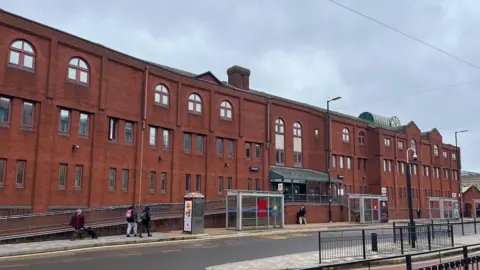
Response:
[429, 200, 441, 219]
[372, 199, 379, 223]
[349, 198, 361, 223]
[268, 196, 282, 229]
[475, 201, 480, 218]
[226, 195, 238, 230]
[452, 201, 459, 219]
[364, 198, 373, 223]
[442, 201, 452, 220]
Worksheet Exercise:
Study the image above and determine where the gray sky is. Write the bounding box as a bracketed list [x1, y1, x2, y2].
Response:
[3, 0, 478, 172]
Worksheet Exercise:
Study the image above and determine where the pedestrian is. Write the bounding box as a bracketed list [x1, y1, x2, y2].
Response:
[417, 207, 421, 219]
[126, 205, 138, 237]
[69, 209, 85, 241]
[139, 205, 152, 238]
[298, 204, 307, 225]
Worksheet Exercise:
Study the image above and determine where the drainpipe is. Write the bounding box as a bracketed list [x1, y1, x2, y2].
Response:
[138, 66, 149, 205]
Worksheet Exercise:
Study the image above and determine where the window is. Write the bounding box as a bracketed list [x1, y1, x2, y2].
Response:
[0, 159, 5, 186]
[347, 157, 352, 170]
[217, 138, 223, 156]
[443, 151, 448, 159]
[185, 174, 191, 192]
[0, 97, 10, 124]
[16, 160, 25, 187]
[384, 138, 391, 147]
[358, 131, 365, 145]
[161, 173, 166, 192]
[227, 177, 232, 190]
[387, 160, 392, 172]
[125, 122, 133, 143]
[247, 178, 252, 190]
[444, 169, 449, 179]
[256, 179, 260, 191]
[425, 166, 430, 177]
[411, 139, 416, 151]
[59, 109, 70, 133]
[452, 153, 457, 160]
[383, 160, 387, 172]
[275, 119, 285, 165]
[218, 176, 224, 194]
[196, 135, 203, 154]
[220, 101, 233, 120]
[122, 169, 129, 191]
[109, 168, 116, 190]
[342, 128, 350, 142]
[150, 172, 156, 192]
[154, 84, 169, 106]
[195, 175, 200, 192]
[413, 164, 417, 175]
[332, 155, 336, 168]
[75, 165, 83, 189]
[293, 122, 302, 167]
[398, 141, 404, 149]
[67, 57, 89, 84]
[245, 143, 251, 159]
[364, 159, 368, 170]
[314, 129, 319, 137]
[79, 113, 89, 136]
[108, 118, 118, 141]
[255, 144, 261, 160]
[401, 162, 405, 175]
[358, 159, 363, 170]
[58, 164, 67, 189]
[163, 129, 169, 149]
[435, 167, 440, 178]
[149, 127, 156, 146]
[22, 101, 34, 127]
[188, 93, 202, 114]
[9, 40, 35, 70]
[339, 156, 344, 169]
[228, 140, 234, 157]
[184, 133, 191, 152]
[433, 145, 439, 156]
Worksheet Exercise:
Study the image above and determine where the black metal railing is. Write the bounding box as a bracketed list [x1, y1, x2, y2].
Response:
[304, 243, 480, 270]
[318, 224, 453, 263]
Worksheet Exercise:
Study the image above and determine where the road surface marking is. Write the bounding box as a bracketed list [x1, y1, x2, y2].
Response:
[61, 257, 94, 263]
[260, 235, 289, 240]
[163, 249, 182, 253]
[202, 245, 219, 249]
[0, 265, 26, 268]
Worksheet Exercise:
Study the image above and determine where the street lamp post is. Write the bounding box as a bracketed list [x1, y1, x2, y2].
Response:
[327, 96, 342, 223]
[455, 130, 468, 235]
[406, 147, 417, 248]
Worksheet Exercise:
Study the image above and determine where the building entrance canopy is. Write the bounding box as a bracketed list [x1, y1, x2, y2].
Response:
[269, 166, 342, 184]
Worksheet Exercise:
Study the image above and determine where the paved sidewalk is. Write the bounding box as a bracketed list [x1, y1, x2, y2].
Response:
[206, 233, 480, 270]
[0, 222, 388, 258]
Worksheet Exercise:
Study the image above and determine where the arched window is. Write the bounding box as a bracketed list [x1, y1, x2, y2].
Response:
[410, 139, 416, 151]
[188, 93, 202, 114]
[8, 40, 35, 71]
[220, 101, 232, 120]
[275, 119, 285, 165]
[275, 119, 284, 134]
[358, 131, 365, 145]
[433, 144, 439, 156]
[154, 84, 169, 106]
[293, 122, 302, 167]
[67, 57, 89, 84]
[342, 128, 350, 142]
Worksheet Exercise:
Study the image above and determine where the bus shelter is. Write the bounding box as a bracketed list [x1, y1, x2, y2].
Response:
[428, 197, 459, 220]
[348, 194, 388, 224]
[473, 199, 480, 218]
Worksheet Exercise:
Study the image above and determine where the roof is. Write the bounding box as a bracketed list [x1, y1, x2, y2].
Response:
[269, 166, 342, 183]
[358, 112, 401, 128]
[0, 9, 445, 138]
[462, 185, 480, 194]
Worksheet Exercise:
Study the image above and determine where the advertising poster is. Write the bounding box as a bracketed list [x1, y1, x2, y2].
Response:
[184, 199, 193, 232]
[380, 201, 389, 223]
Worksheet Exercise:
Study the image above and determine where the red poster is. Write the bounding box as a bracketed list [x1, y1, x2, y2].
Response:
[372, 201, 378, 214]
[258, 199, 267, 217]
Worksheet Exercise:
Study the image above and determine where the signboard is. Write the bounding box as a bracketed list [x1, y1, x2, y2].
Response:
[183, 199, 193, 232]
[277, 183, 283, 193]
[381, 187, 387, 197]
[452, 193, 457, 198]
[249, 166, 260, 172]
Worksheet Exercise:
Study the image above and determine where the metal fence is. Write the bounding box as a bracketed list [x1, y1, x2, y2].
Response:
[0, 200, 226, 239]
[318, 224, 453, 262]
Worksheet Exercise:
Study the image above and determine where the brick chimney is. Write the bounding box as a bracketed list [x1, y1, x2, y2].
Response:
[227, 65, 250, 90]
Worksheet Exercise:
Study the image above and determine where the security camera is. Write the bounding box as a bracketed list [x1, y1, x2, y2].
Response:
[413, 152, 418, 161]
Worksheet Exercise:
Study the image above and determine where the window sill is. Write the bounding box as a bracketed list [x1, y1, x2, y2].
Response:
[154, 103, 169, 109]
[74, 187, 82, 191]
[20, 126, 35, 132]
[220, 117, 233, 122]
[188, 111, 203, 116]
[149, 145, 157, 149]
[0, 122, 10, 129]
[217, 154, 223, 158]
[67, 80, 89, 88]
[78, 135, 89, 140]
[124, 142, 134, 146]
[58, 132, 70, 137]
[15, 184, 24, 189]
[57, 187, 66, 190]
[121, 189, 128, 193]
[108, 140, 118, 144]
[109, 188, 115, 192]
[8, 64, 35, 73]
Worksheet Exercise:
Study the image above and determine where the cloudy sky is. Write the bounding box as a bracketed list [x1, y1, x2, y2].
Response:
[3, 0, 478, 171]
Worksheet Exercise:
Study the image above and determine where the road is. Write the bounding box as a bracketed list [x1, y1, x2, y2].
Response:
[0, 232, 320, 270]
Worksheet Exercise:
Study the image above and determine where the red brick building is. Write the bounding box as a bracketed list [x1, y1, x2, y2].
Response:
[0, 10, 461, 219]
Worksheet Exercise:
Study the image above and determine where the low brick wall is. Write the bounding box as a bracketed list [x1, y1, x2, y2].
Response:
[285, 204, 346, 224]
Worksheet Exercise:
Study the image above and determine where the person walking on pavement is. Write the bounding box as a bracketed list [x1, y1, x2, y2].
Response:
[417, 207, 422, 219]
[126, 205, 138, 237]
[139, 205, 152, 238]
[298, 204, 307, 225]
[70, 209, 85, 241]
